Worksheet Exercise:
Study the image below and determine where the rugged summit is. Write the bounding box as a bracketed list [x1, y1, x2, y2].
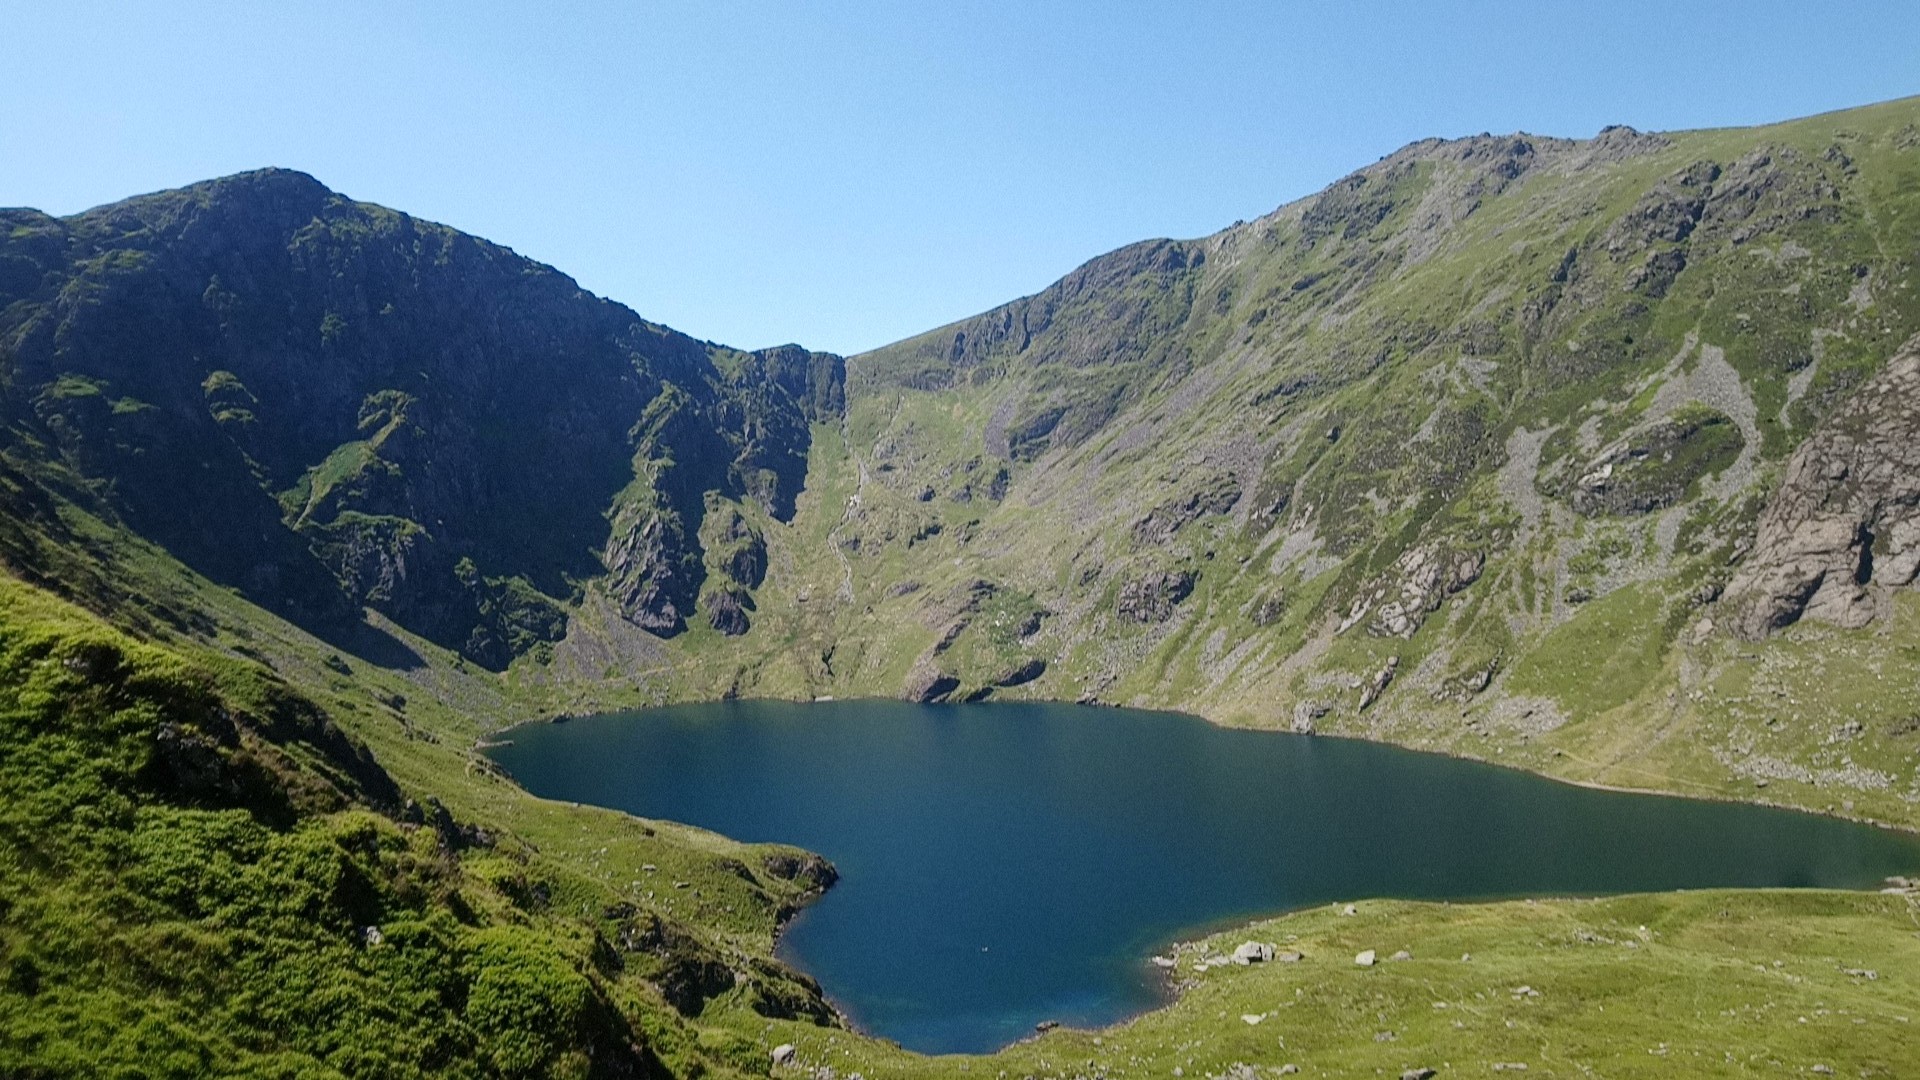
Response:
[0, 169, 842, 664]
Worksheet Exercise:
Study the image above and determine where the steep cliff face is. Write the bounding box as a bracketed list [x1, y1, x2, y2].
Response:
[0, 170, 843, 664]
[1724, 337, 1920, 638]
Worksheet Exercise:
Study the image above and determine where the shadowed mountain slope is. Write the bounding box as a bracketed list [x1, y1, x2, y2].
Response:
[0, 169, 843, 665]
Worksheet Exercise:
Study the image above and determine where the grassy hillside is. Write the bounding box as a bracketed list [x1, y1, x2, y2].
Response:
[0, 496, 840, 1078]
[631, 96, 1920, 835]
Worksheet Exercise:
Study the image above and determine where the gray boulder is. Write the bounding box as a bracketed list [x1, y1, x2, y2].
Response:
[1232, 941, 1275, 964]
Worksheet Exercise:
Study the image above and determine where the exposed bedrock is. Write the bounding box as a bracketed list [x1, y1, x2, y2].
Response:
[1724, 337, 1920, 638]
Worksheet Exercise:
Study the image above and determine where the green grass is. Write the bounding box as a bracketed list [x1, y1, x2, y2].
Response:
[282, 439, 380, 524]
[1502, 586, 1675, 719]
[0, 579, 580, 1079]
[0, 535, 836, 1079]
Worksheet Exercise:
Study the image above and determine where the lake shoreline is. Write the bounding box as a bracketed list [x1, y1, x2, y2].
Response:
[484, 691, 1920, 839]
[485, 696, 1920, 1054]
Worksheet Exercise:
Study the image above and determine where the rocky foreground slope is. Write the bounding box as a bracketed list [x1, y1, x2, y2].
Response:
[4, 96, 1920, 1078]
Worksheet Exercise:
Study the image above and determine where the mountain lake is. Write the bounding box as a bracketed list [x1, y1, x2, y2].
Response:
[486, 699, 1920, 1054]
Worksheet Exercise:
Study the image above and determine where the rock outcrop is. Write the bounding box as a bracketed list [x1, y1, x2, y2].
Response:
[761, 851, 839, 895]
[704, 588, 752, 636]
[903, 664, 961, 703]
[994, 657, 1047, 687]
[1724, 339, 1920, 638]
[1358, 545, 1485, 638]
[1566, 407, 1744, 517]
[1117, 570, 1196, 623]
[1231, 941, 1275, 964]
[1132, 473, 1242, 546]
[1358, 656, 1399, 711]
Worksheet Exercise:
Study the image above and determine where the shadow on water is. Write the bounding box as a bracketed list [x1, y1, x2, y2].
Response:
[486, 698, 1920, 1055]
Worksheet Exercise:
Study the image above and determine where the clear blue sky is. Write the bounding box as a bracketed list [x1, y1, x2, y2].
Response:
[4, 2, 1918, 355]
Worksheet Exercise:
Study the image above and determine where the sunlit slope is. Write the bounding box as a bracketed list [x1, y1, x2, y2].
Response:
[652, 96, 1920, 830]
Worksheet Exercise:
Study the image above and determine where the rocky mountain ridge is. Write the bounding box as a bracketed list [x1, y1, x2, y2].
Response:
[1, 169, 843, 665]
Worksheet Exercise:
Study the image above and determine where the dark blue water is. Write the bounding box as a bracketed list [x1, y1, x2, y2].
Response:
[486, 699, 1920, 1054]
